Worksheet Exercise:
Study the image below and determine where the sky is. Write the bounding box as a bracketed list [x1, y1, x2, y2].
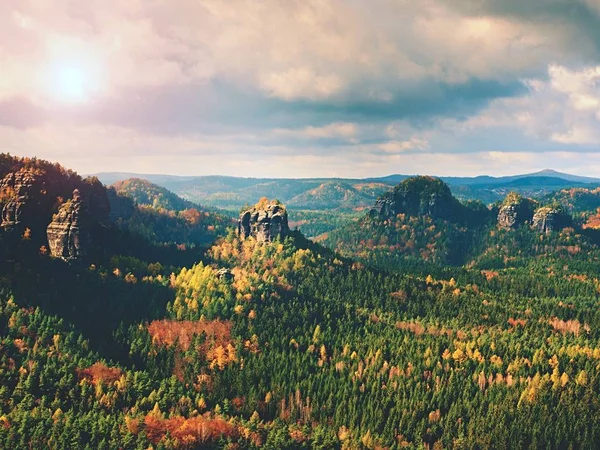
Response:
[2, 0, 600, 178]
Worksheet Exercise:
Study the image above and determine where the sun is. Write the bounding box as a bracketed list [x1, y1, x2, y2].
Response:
[44, 56, 104, 104]
[51, 63, 90, 103]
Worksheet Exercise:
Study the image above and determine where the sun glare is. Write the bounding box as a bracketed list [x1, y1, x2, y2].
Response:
[44, 55, 104, 104]
[51, 64, 89, 103]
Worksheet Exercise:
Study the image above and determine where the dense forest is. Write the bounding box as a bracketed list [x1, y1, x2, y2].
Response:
[4, 155, 600, 449]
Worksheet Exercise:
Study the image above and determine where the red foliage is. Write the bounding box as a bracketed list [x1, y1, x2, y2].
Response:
[148, 319, 232, 351]
[77, 362, 122, 385]
[143, 413, 238, 447]
[231, 396, 245, 410]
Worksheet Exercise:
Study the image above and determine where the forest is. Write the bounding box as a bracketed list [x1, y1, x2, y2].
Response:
[3, 155, 600, 449]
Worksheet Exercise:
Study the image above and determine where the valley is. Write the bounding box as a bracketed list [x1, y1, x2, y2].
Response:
[2, 155, 600, 448]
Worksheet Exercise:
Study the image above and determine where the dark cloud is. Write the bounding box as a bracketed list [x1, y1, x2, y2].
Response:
[16, 75, 524, 136]
[446, 0, 600, 60]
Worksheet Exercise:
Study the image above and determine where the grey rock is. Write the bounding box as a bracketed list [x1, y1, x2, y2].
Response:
[238, 201, 289, 242]
[497, 205, 519, 229]
[532, 207, 569, 233]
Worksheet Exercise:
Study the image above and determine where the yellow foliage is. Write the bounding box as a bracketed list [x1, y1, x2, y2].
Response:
[576, 370, 588, 386]
[452, 348, 466, 363]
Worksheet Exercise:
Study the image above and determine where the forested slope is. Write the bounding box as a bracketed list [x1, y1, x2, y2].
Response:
[3, 165, 600, 448]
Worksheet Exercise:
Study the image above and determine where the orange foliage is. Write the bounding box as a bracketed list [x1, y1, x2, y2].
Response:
[396, 321, 425, 336]
[548, 317, 584, 336]
[390, 290, 408, 302]
[395, 321, 455, 338]
[584, 209, 600, 230]
[148, 319, 232, 351]
[13, 339, 27, 353]
[481, 270, 499, 281]
[507, 318, 527, 328]
[77, 362, 123, 385]
[143, 413, 238, 447]
[568, 274, 589, 282]
[180, 208, 202, 225]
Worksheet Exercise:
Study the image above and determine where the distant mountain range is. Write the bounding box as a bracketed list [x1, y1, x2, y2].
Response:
[94, 169, 600, 211]
[370, 169, 600, 186]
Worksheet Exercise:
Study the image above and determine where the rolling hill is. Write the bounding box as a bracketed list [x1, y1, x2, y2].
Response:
[95, 169, 600, 212]
[7, 158, 600, 449]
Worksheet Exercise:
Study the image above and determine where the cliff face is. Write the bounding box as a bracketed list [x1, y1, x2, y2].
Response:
[532, 207, 570, 233]
[497, 204, 520, 229]
[0, 159, 111, 259]
[0, 168, 43, 230]
[47, 189, 92, 261]
[497, 194, 536, 229]
[238, 200, 289, 242]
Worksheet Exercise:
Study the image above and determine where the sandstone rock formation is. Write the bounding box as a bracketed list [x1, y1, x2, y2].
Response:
[0, 168, 42, 229]
[497, 204, 519, 229]
[497, 194, 536, 229]
[532, 207, 569, 233]
[47, 189, 91, 261]
[371, 176, 456, 220]
[238, 200, 289, 242]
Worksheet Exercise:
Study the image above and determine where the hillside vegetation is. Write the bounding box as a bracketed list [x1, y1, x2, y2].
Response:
[4, 163, 600, 448]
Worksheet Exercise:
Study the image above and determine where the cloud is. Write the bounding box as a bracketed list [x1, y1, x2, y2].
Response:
[377, 138, 429, 154]
[2, 0, 600, 176]
[443, 64, 600, 147]
[260, 69, 344, 100]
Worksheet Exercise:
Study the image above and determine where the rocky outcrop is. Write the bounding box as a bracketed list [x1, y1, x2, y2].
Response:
[532, 207, 570, 233]
[216, 268, 234, 282]
[238, 200, 289, 242]
[0, 168, 42, 230]
[497, 194, 536, 229]
[497, 204, 519, 229]
[47, 189, 91, 261]
[371, 176, 457, 220]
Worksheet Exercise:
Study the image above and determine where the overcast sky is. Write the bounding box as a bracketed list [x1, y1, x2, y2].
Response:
[2, 0, 600, 178]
